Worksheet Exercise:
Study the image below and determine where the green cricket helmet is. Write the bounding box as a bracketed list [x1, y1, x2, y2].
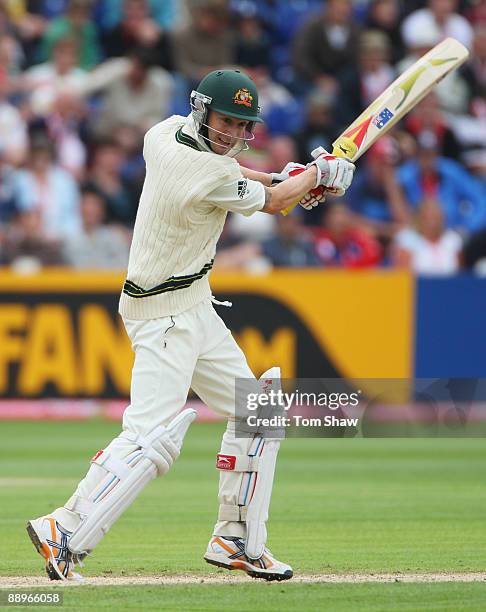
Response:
[190, 69, 263, 155]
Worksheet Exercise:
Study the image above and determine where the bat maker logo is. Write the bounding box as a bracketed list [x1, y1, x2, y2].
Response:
[373, 108, 394, 129]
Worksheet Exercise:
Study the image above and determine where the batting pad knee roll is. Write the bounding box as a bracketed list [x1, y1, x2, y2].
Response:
[67, 409, 196, 556]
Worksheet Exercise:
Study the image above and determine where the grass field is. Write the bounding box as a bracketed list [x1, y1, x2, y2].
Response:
[0, 420, 485, 610]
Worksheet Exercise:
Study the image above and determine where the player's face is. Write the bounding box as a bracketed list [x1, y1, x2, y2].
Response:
[206, 111, 250, 155]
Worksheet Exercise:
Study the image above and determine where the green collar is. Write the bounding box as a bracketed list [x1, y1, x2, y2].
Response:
[175, 127, 202, 151]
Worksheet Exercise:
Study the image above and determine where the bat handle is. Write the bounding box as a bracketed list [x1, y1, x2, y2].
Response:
[280, 147, 325, 217]
[331, 144, 348, 158]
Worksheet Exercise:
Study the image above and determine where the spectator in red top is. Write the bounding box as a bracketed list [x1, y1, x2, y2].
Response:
[465, 0, 486, 26]
[313, 201, 383, 268]
[404, 92, 461, 161]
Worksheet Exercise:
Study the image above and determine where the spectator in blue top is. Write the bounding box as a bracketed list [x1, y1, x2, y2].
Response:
[262, 211, 321, 268]
[94, 0, 178, 32]
[12, 134, 81, 240]
[397, 130, 486, 234]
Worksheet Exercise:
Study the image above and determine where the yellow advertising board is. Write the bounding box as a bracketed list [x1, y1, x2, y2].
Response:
[0, 269, 413, 398]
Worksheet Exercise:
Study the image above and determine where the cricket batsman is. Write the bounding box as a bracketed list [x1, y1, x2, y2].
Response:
[27, 69, 355, 582]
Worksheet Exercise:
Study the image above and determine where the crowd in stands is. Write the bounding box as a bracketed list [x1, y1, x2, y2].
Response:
[0, 0, 484, 275]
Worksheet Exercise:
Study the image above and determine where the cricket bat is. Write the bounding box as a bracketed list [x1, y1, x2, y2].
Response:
[281, 37, 469, 216]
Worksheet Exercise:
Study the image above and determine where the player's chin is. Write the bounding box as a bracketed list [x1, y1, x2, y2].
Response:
[210, 143, 227, 155]
[213, 139, 234, 155]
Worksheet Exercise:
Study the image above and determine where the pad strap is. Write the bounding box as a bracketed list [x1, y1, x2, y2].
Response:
[218, 504, 248, 522]
[65, 494, 94, 517]
[93, 452, 131, 480]
[120, 424, 166, 449]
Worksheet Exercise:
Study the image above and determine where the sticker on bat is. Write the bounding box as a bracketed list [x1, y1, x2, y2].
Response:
[373, 108, 394, 129]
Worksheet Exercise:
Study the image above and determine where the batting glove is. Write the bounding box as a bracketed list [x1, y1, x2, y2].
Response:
[308, 146, 355, 195]
[270, 162, 306, 185]
[271, 162, 326, 210]
[299, 185, 326, 210]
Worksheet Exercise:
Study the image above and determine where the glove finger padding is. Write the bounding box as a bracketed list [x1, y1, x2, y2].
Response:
[299, 185, 326, 210]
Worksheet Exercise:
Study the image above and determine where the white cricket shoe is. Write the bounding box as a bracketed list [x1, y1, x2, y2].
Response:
[26, 516, 83, 582]
[204, 536, 293, 581]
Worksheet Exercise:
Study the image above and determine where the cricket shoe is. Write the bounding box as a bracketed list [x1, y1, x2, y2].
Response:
[26, 516, 83, 581]
[204, 536, 293, 581]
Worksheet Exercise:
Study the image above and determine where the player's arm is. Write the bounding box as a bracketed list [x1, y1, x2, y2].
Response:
[239, 164, 311, 188]
[261, 167, 318, 214]
[239, 166, 273, 187]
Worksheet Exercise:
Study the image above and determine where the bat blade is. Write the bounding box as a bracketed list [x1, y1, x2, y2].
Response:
[281, 37, 469, 215]
[331, 37, 469, 161]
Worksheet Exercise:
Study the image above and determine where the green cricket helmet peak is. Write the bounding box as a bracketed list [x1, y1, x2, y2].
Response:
[190, 69, 262, 156]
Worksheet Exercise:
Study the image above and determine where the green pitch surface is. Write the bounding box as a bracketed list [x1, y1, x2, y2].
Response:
[1, 420, 485, 610]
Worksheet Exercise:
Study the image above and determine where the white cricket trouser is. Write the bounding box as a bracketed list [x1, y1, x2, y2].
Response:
[53, 297, 255, 538]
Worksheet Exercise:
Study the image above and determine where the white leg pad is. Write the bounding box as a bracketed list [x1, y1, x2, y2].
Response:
[215, 368, 283, 559]
[67, 409, 196, 555]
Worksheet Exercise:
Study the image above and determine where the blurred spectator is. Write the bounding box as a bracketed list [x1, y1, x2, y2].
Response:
[261, 0, 322, 49]
[461, 25, 486, 117]
[173, 0, 235, 89]
[292, 0, 360, 93]
[45, 91, 88, 180]
[0, 32, 25, 76]
[237, 128, 297, 174]
[243, 65, 301, 136]
[14, 2, 68, 67]
[403, 92, 461, 161]
[214, 219, 265, 271]
[95, 0, 180, 32]
[1, 209, 66, 268]
[103, 0, 173, 72]
[0, 69, 28, 166]
[86, 139, 135, 226]
[397, 131, 486, 233]
[465, 0, 486, 26]
[228, 208, 276, 243]
[21, 36, 87, 117]
[234, 6, 271, 70]
[63, 185, 130, 268]
[346, 137, 410, 235]
[462, 227, 486, 273]
[294, 89, 337, 164]
[451, 27, 486, 180]
[112, 124, 145, 203]
[313, 201, 383, 268]
[393, 198, 462, 274]
[401, 0, 474, 50]
[14, 12, 47, 68]
[40, 0, 101, 70]
[262, 212, 321, 267]
[365, 0, 405, 64]
[94, 47, 173, 137]
[336, 30, 395, 130]
[12, 135, 82, 239]
[0, 161, 17, 224]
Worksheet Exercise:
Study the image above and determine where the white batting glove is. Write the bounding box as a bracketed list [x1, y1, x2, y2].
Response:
[270, 162, 306, 185]
[307, 146, 355, 195]
[271, 162, 326, 210]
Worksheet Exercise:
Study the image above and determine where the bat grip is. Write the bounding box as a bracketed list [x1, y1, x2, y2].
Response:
[280, 145, 343, 216]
